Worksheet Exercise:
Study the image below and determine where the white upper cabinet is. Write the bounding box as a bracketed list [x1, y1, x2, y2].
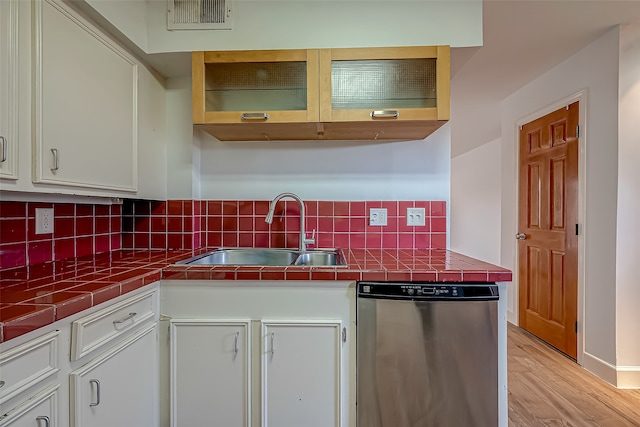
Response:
[32, 0, 138, 192]
[0, 0, 18, 180]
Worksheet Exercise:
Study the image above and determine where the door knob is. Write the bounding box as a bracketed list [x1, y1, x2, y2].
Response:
[516, 233, 527, 240]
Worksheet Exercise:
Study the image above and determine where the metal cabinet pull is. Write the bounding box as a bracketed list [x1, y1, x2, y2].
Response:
[241, 113, 269, 121]
[0, 380, 5, 388]
[50, 148, 59, 171]
[0, 136, 6, 163]
[234, 331, 240, 356]
[113, 312, 137, 325]
[370, 110, 399, 119]
[515, 233, 527, 240]
[89, 379, 101, 407]
[270, 332, 275, 355]
[36, 416, 50, 427]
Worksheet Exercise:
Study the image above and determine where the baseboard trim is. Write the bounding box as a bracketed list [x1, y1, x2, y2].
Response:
[617, 366, 640, 389]
[582, 352, 617, 386]
[582, 352, 640, 388]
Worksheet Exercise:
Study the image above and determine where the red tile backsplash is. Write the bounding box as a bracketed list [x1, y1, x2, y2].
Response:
[123, 199, 447, 252]
[1, 198, 447, 270]
[0, 201, 122, 270]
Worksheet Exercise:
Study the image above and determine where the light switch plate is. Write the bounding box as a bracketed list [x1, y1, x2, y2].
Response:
[35, 208, 54, 234]
[369, 208, 387, 226]
[406, 207, 426, 226]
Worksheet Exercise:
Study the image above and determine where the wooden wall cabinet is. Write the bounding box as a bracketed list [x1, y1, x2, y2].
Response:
[192, 46, 450, 141]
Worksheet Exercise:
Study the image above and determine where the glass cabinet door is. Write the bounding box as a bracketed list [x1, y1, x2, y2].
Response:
[193, 50, 319, 124]
[319, 46, 449, 122]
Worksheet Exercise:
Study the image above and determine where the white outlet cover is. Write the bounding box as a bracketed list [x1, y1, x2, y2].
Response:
[369, 208, 388, 226]
[35, 208, 54, 234]
[406, 207, 426, 226]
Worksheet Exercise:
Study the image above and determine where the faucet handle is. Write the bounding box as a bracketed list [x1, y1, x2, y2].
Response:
[303, 229, 316, 247]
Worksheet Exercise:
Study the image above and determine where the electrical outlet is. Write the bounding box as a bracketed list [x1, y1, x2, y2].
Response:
[406, 207, 426, 226]
[369, 208, 387, 226]
[35, 208, 54, 234]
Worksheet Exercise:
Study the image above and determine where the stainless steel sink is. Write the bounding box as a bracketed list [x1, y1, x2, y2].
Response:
[294, 251, 341, 266]
[175, 248, 346, 267]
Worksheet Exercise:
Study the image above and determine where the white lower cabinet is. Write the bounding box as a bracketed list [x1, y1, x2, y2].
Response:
[170, 321, 250, 427]
[262, 322, 342, 427]
[162, 281, 355, 427]
[70, 323, 157, 427]
[0, 384, 58, 427]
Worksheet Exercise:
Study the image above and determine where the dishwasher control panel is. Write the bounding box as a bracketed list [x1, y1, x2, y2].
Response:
[358, 282, 499, 300]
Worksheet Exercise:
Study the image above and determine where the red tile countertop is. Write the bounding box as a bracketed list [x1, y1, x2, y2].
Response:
[0, 248, 511, 343]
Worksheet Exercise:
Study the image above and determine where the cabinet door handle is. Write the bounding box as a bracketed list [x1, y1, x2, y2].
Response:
[36, 416, 50, 427]
[50, 148, 59, 171]
[0, 136, 6, 163]
[370, 110, 399, 119]
[270, 332, 275, 355]
[89, 379, 101, 407]
[234, 331, 239, 356]
[241, 113, 270, 121]
[113, 312, 137, 325]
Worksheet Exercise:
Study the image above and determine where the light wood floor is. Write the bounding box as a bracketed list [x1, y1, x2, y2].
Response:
[508, 323, 640, 426]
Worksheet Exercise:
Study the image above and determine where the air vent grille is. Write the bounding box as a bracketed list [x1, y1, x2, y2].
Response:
[168, 0, 232, 30]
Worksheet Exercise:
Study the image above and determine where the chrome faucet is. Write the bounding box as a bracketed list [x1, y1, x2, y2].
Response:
[265, 192, 315, 252]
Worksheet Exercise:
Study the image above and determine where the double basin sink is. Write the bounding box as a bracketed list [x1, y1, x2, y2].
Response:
[176, 248, 347, 267]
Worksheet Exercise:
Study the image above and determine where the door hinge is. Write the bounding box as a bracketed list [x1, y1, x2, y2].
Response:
[575, 224, 579, 235]
[342, 327, 347, 343]
[168, 325, 171, 340]
[576, 125, 580, 138]
[575, 321, 578, 333]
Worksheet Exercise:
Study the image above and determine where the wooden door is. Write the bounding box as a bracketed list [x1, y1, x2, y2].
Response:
[518, 102, 579, 359]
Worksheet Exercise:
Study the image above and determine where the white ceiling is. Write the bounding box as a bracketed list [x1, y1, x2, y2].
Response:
[451, 0, 640, 157]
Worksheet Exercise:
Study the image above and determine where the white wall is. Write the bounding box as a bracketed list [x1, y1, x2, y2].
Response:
[88, 0, 483, 54]
[616, 24, 640, 386]
[450, 137, 501, 265]
[165, 76, 199, 199]
[196, 124, 451, 202]
[134, 66, 168, 200]
[501, 28, 620, 368]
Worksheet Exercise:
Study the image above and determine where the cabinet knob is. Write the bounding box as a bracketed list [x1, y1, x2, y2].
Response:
[270, 332, 275, 355]
[370, 110, 399, 119]
[36, 416, 50, 427]
[89, 379, 101, 407]
[0, 136, 6, 163]
[50, 148, 59, 172]
[241, 113, 269, 121]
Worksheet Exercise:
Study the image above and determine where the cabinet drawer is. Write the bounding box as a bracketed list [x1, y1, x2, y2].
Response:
[0, 330, 60, 406]
[71, 289, 157, 361]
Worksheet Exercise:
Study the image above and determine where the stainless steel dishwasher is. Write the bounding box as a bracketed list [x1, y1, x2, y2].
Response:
[357, 282, 499, 427]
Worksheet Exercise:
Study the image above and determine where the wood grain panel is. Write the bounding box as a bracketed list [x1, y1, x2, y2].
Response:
[528, 164, 541, 228]
[551, 120, 567, 147]
[528, 129, 541, 153]
[527, 247, 541, 313]
[551, 157, 566, 230]
[550, 250, 565, 324]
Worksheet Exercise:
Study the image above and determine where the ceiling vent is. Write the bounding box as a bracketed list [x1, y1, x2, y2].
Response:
[168, 0, 232, 30]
